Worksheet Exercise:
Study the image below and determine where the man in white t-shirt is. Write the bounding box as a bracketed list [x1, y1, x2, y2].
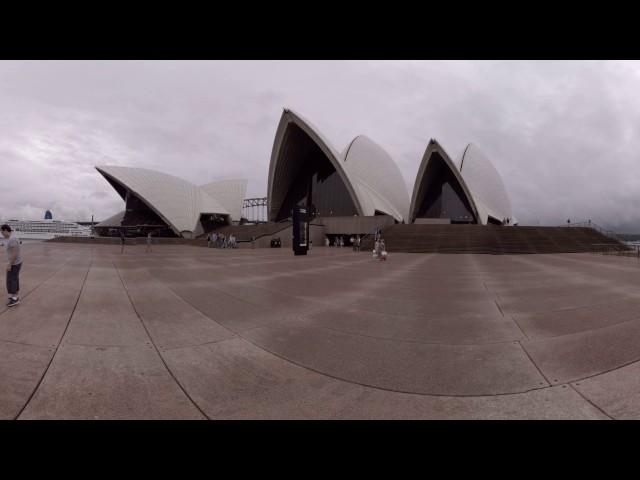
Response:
[2, 224, 22, 307]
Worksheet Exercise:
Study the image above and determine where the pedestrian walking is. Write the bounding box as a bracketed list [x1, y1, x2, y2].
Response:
[146, 232, 153, 253]
[2, 224, 22, 307]
[120, 228, 126, 254]
[379, 238, 387, 261]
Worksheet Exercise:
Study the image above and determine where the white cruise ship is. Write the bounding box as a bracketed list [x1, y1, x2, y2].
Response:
[0, 219, 92, 241]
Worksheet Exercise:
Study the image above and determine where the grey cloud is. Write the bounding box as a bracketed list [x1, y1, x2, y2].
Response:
[0, 60, 639, 231]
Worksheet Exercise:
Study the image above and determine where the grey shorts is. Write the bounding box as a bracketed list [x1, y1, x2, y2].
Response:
[6, 262, 21, 295]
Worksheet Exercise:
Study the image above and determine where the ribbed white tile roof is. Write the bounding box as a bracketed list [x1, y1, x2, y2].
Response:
[409, 139, 480, 224]
[410, 140, 513, 225]
[457, 144, 512, 224]
[200, 179, 248, 222]
[268, 109, 408, 223]
[342, 135, 409, 222]
[96, 166, 243, 235]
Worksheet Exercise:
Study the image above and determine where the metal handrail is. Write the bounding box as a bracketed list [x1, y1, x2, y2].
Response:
[359, 225, 387, 245]
[590, 242, 635, 257]
[561, 220, 621, 242]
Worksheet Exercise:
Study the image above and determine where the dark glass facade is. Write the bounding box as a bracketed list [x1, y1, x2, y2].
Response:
[95, 173, 179, 237]
[199, 213, 228, 233]
[415, 152, 476, 223]
[117, 192, 177, 237]
[274, 124, 358, 221]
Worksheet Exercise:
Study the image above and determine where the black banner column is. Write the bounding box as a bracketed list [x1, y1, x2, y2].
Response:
[292, 206, 310, 256]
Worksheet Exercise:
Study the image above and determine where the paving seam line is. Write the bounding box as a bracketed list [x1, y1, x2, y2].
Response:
[509, 254, 640, 299]
[13, 258, 93, 420]
[0, 257, 75, 319]
[147, 256, 372, 289]
[157, 263, 556, 399]
[509, 315, 530, 340]
[113, 261, 210, 420]
[568, 384, 614, 420]
[158, 336, 240, 352]
[226, 258, 434, 308]
[524, 313, 640, 342]
[467, 255, 531, 341]
[237, 322, 524, 348]
[230, 333, 555, 399]
[0, 338, 52, 348]
[516, 341, 552, 386]
[560, 354, 640, 386]
[154, 255, 419, 328]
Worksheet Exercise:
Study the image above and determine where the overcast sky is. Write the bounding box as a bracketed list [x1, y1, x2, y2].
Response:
[1, 60, 639, 231]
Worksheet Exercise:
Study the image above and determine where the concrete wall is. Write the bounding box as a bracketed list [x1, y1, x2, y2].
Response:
[414, 218, 451, 224]
[49, 237, 124, 245]
[317, 215, 395, 235]
[236, 223, 326, 249]
[49, 236, 208, 246]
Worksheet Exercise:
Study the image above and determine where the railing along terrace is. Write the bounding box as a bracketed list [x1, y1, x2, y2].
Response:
[562, 219, 621, 242]
[592, 243, 636, 257]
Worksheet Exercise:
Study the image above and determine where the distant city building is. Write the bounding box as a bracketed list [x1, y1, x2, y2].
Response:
[44, 210, 53, 220]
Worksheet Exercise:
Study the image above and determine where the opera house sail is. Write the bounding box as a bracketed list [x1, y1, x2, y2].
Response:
[410, 139, 512, 226]
[95, 166, 247, 238]
[267, 108, 409, 224]
[93, 107, 515, 241]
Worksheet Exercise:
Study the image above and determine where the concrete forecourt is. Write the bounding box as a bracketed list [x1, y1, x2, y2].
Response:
[3, 241, 640, 419]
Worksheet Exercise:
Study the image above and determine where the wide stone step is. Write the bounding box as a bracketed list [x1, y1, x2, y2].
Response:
[361, 225, 624, 254]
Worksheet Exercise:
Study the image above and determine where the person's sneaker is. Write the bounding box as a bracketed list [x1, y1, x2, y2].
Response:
[7, 297, 19, 307]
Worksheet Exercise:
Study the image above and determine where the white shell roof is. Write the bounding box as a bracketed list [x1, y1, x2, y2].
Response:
[409, 139, 480, 224]
[95, 210, 126, 227]
[268, 109, 362, 221]
[96, 166, 237, 235]
[342, 136, 409, 222]
[200, 179, 248, 222]
[268, 109, 408, 223]
[457, 144, 512, 224]
[410, 140, 513, 225]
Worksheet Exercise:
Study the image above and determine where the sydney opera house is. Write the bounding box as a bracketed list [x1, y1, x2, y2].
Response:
[95, 108, 514, 240]
[94, 166, 247, 238]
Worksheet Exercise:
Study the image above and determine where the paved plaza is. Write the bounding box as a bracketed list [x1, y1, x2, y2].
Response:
[2, 242, 640, 419]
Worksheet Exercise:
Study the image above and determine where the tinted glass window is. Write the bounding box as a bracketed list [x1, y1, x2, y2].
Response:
[416, 153, 475, 223]
[275, 125, 357, 221]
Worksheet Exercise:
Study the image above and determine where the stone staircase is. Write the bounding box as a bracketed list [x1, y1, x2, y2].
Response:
[210, 220, 293, 241]
[360, 225, 628, 254]
[48, 236, 209, 247]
